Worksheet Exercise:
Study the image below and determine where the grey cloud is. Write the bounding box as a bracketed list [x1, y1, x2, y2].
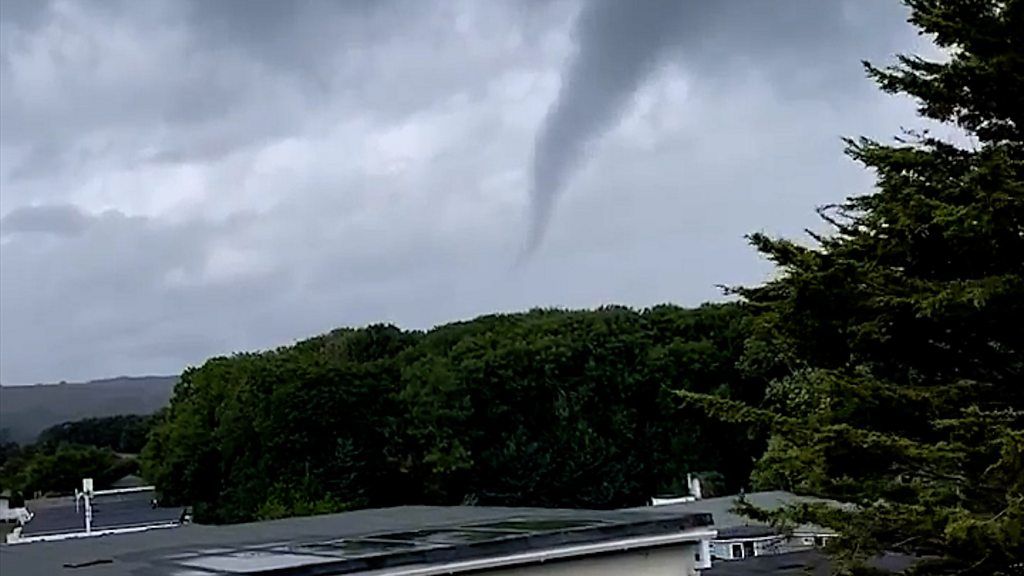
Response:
[0, 0, 930, 384]
[670, 1, 913, 98]
[0, 208, 269, 383]
[0, 204, 92, 237]
[177, 0, 562, 123]
[0, 0, 52, 31]
[0, 0, 566, 192]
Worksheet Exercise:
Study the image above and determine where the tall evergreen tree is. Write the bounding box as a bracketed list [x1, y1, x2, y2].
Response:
[679, 1, 1022, 574]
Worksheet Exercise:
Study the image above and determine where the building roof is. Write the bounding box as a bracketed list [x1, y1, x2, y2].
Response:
[20, 491, 184, 537]
[640, 490, 842, 537]
[714, 525, 779, 540]
[704, 549, 919, 575]
[0, 505, 713, 576]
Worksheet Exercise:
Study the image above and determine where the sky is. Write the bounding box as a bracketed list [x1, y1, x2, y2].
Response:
[0, 0, 941, 384]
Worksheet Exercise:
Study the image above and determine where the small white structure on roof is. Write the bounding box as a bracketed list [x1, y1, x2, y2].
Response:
[0, 494, 31, 524]
[0, 487, 31, 520]
[649, 474, 703, 506]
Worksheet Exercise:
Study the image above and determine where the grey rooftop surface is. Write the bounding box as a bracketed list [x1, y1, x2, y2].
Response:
[638, 490, 842, 536]
[21, 491, 184, 537]
[0, 505, 713, 576]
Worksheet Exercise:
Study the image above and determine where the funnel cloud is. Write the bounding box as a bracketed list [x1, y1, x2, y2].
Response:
[525, 0, 686, 256]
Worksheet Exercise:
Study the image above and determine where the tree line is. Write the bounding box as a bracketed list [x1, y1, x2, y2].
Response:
[0, 414, 157, 499]
[141, 303, 766, 523]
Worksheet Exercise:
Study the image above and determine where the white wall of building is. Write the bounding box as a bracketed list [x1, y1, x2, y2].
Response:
[0, 497, 31, 523]
[711, 535, 785, 560]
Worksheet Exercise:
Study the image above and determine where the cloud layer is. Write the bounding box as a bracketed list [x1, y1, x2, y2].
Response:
[1, 0, 935, 384]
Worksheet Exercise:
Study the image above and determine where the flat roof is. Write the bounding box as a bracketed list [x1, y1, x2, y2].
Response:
[21, 491, 184, 537]
[0, 505, 712, 576]
[638, 490, 842, 536]
[714, 525, 779, 540]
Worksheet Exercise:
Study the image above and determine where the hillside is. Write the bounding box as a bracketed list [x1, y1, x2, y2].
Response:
[0, 376, 177, 444]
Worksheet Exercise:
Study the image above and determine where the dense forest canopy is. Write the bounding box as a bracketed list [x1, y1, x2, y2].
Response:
[141, 303, 765, 523]
[36, 414, 157, 454]
[680, 0, 1023, 574]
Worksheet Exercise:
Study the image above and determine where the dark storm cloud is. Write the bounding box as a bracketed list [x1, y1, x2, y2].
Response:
[179, 0, 549, 118]
[0, 0, 556, 188]
[672, 1, 913, 97]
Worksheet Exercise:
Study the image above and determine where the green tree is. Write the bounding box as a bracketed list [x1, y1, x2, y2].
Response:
[0, 444, 126, 497]
[37, 414, 156, 454]
[679, 1, 1023, 573]
[0, 430, 20, 471]
[143, 326, 416, 522]
[142, 303, 760, 523]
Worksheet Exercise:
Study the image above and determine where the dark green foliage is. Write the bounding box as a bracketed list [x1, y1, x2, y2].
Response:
[0, 432, 20, 496]
[142, 304, 762, 523]
[1, 416, 149, 499]
[0, 430, 19, 471]
[37, 414, 157, 454]
[0, 443, 134, 498]
[680, 1, 1023, 574]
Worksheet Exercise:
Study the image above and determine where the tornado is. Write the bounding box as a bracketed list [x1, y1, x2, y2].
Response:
[523, 0, 686, 257]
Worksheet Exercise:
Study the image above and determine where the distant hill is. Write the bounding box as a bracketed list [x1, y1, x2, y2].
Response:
[0, 376, 177, 444]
